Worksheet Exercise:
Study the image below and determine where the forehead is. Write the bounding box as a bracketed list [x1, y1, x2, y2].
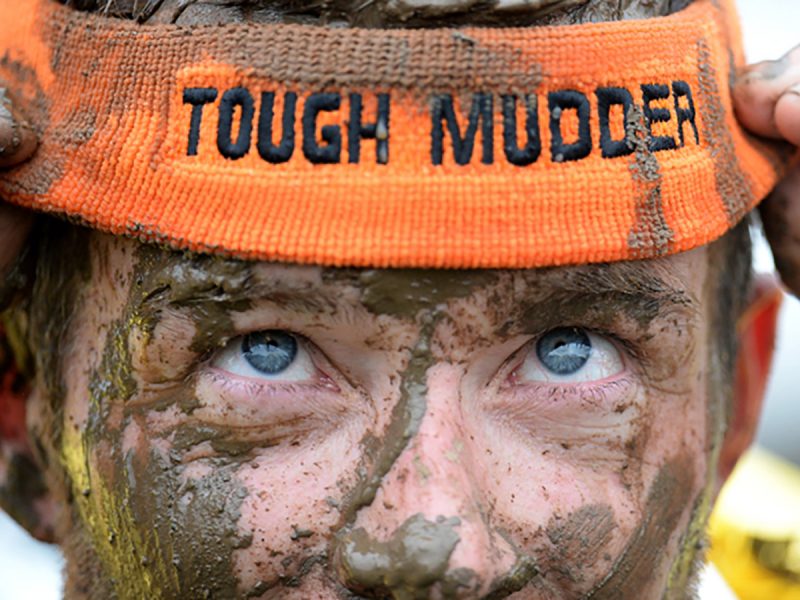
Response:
[104, 235, 706, 311]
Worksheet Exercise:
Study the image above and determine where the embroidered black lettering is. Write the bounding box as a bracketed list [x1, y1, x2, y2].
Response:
[302, 93, 342, 164]
[672, 80, 700, 147]
[430, 93, 493, 166]
[183, 87, 218, 156]
[548, 90, 592, 162]
[501, 94, 541, 166]
[641, 83, 677, 152]
[257, 91, 296, 164]
[217, 87, 255, 160]
[596, 87, 635, 159]
[348, 93, 390, 165]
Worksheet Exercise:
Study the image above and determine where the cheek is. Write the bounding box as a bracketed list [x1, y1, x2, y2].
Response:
[67, 415, 252, 597]
[100, 385, 392, 595]
[231, 374, 406, 592]
[232, 435, 363, 591]
[465, 368, 710, 595]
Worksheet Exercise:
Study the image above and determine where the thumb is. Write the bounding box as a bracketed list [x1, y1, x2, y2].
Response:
[0, 88, 38, 168]
[733, 44, 800, 144]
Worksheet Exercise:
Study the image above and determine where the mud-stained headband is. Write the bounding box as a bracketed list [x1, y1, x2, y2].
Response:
[0, 0, 788, 267]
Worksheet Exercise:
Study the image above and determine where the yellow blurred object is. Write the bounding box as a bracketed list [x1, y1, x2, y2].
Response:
[709, 447, 800, 599]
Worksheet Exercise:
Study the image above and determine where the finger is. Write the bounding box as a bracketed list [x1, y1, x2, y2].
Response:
[774, 84, 800, 147]
[759, 163, 800, 298]
[0, 88, 38, 169]
[733, 44, 800, 139]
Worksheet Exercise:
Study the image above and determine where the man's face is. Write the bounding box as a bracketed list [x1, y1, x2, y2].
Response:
[51, 232, 719, 598]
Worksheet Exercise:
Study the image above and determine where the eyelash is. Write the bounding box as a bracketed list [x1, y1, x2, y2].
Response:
[510, 370, 633, 395]
[202, 319, 643, 398]
[206, 367, 338, 397]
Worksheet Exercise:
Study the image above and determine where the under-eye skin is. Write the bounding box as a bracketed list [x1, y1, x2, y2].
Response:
[483, 329, 639, 430]
[189, 329, 353, 429]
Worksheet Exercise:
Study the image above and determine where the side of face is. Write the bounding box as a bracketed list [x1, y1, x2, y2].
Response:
[21, 231, 730, 598]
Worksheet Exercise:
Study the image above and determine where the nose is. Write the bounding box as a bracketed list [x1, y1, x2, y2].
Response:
[334, 363, 518, 598]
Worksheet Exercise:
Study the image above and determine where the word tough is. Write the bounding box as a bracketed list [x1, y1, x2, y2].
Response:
[181, 82, 700, 167]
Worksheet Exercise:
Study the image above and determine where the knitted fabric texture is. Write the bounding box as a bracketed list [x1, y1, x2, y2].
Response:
[0, 0, 788, 268]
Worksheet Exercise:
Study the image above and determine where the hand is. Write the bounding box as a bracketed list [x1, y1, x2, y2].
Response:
[733, 46, 800, 297]
[0, 89, 36, 309]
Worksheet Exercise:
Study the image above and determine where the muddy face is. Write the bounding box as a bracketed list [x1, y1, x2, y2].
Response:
[41, 231, 720, 599]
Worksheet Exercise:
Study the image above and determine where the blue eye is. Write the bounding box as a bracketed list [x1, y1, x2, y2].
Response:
[242, 330, 298, 375]
[535, 328, 592, 376]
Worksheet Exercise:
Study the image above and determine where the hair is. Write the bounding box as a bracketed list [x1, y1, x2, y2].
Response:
[711, 216, 754, 393]
[59, 0, 696, 28]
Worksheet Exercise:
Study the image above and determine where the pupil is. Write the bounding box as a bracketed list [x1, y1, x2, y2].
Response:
[536, 327, 592, 376]
[242, 330, 298, 375]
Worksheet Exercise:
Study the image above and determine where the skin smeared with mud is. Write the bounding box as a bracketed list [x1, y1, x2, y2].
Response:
[14, 222, 750, 599]
[56, 240, 261, 598]
[586, 458, 694, 598]
[329, 269, 496, 521]
[338, 513, 463, 598]
[328, 269, 496, 597]
[327, 265, 685, 597]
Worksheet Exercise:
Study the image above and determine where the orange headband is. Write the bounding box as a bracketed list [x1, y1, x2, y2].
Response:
[0, 0, 788, 268]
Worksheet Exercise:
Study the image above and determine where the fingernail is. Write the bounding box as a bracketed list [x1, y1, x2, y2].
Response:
[747, 57, 789, 82]
[0, 89, 38, 167]
[786, 82, 800, 97]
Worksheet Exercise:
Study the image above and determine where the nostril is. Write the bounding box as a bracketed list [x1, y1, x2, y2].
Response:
[336, 513, 465, 599]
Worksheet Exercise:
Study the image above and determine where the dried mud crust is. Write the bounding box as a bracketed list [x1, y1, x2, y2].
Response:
[61, 0, 694, 28]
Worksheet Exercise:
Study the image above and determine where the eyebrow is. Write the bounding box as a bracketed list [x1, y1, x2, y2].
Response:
[131, 254, 697, 332]
[511, 260, 698, 334]
[132, 258, 337, 316]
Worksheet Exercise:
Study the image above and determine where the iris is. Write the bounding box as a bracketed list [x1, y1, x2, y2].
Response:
[536, 328, 592, 375]
[242, 330, 298, 375]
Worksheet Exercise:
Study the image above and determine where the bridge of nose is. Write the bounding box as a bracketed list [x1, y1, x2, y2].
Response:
[334, 362, 519, 598]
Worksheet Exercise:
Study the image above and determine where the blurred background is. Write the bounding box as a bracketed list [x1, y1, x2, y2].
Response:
[0, 1, 799, 598]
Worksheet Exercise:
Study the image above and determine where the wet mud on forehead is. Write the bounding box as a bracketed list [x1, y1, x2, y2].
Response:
[339, 269, 499, 318]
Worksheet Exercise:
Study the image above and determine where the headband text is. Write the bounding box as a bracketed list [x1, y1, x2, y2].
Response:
[182, 82, 700, 167]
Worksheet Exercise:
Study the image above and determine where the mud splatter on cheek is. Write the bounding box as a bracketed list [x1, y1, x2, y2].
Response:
[585, 455, 696, 599]
[80, 384, 241, 595]
[61, 245, 266, 598]
[542, 504, 616, 586]
[66, 394, 257, 598]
